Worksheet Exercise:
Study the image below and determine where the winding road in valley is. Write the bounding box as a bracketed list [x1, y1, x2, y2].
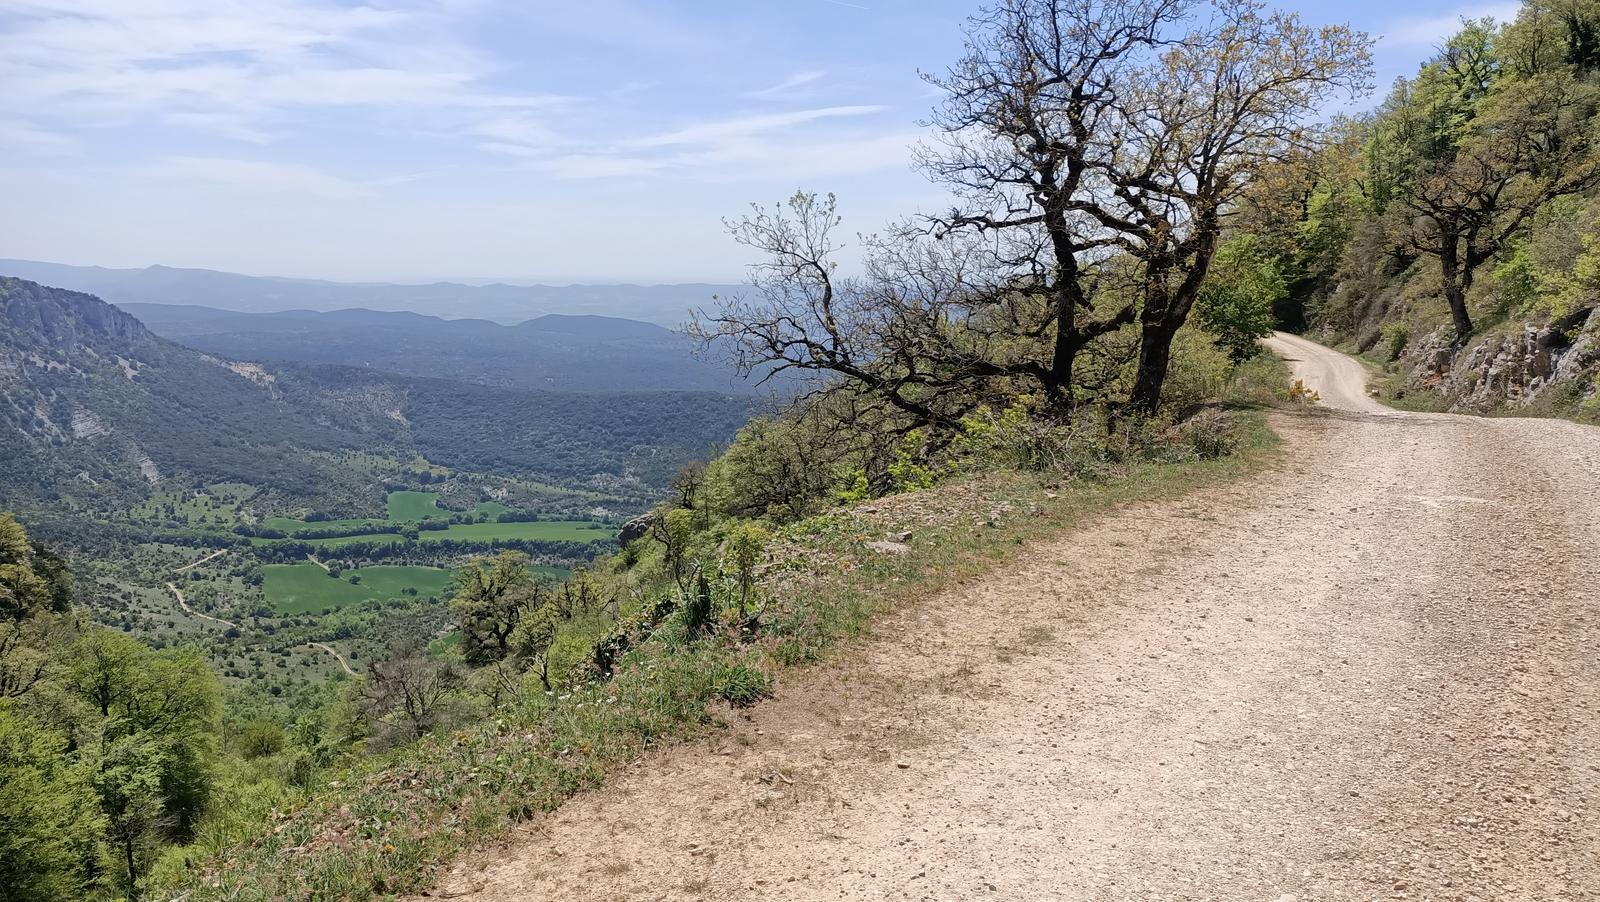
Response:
[428, 335, 1599, 902]
[167, 549, 238, 628]
[308, 641, 359, 677]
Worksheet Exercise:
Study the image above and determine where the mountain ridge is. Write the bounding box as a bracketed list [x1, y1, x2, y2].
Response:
[0, 277, 753, 508]
[0, 258, 740, 326]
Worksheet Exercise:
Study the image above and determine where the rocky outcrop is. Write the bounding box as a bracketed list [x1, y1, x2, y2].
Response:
[0, 276, 149, 350]
[1400, 308, 1600, 414]
[618, 512, 658, 545]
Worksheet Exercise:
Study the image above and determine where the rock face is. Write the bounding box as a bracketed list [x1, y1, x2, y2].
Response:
[618, 512, 658, 545]
[1400, 308, 1600, 413]
[0, 276, 149, 349]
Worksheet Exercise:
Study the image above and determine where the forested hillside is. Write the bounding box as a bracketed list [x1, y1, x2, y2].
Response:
[117, 303, 766, 394]
[0, 277, 751, 512]
[1235, 1, 1600, 419]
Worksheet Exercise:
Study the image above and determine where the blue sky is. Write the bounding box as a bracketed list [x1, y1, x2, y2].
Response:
[0, 0, 1519, 284]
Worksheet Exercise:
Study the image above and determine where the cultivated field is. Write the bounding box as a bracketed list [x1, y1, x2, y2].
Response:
[262, 563, 457, 613]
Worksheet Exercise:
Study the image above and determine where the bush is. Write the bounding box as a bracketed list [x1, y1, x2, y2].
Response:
[955, 403, 1101, 478]
[1381, 321, 1409, 361]
[1173, 408, 1241, 459]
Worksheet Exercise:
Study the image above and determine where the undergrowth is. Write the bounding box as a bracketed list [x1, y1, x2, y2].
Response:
[167, 363, 1291, 902]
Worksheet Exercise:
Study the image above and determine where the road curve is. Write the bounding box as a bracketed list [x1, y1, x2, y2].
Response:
[1262, 331, 1388, 413]
[427, 337, 1599, 902]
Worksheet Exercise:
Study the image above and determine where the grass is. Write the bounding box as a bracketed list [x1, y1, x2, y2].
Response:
[171, 406, 1283, 902]
[387, 491, 444, 521]
[419, 520, 616, 543]
[262, 563, 457, 614]
[261, 516, 386, 534]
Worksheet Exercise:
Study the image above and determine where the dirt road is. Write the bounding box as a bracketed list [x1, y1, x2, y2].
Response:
[430, 336, 1598, 901]
[308, 641, 359, 676]
[166, 580, 238, 629]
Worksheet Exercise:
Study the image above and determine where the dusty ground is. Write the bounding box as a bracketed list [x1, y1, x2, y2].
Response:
[425, 335, 1599, 901]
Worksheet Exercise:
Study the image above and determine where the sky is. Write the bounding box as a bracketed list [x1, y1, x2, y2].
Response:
[0, 0, 1522, 284]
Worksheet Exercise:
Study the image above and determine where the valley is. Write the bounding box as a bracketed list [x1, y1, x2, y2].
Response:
[78, 481, 616, 696]
[0, 275, 705, 705]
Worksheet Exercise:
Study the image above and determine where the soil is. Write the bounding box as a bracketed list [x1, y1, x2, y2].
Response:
[423, 334, 1599, 902]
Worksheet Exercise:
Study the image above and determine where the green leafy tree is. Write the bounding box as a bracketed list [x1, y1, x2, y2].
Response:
[63, 630, 221, 898]
[1, 513, 71, 622]
[0, 709, 103, 901]
[1195, 237, 1287, 361]
[450, 551, 539, 665]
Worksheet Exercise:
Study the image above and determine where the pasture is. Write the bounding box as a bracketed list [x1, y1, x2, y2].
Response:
[387, 491, 443, 520]
[419, 521, 616, 543]
[262, 563, 456, 613]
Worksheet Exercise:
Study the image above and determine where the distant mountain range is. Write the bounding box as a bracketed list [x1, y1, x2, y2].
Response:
[119, 303, 764, 394]
[0, 259, 743, 326]
[0, 277, 753, 508]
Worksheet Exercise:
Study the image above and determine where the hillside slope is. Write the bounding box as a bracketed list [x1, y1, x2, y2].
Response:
[118, 302, 762, 394]
[0, 278, 753, 509]
[424, 338, 1599, 901]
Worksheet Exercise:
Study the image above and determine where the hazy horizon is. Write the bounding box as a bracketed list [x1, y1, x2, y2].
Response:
[1, 0, 1517, 284]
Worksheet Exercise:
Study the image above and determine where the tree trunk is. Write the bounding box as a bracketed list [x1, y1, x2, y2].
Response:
[1130, 323, 1178, 415]
[1044, 269, 1085, 415]
[1440, 234, 1474, 343]
[124, 832, 139, 901]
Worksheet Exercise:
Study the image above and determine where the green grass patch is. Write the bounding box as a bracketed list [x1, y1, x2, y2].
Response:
[418, 521, 616, 543]
[261, 516, 386, 534]
[473, 501, 514, 518]
[262, 564, 456, 614]
[386, 491, 443, 520]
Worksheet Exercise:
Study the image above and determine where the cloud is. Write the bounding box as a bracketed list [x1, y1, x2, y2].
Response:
[0, 118, 81, 156]
[144, 157, 370, 199]
[744, 70, 827, 99]
[636, 106, 887, 147]
[0, 0, 563, 139]
[1380, 3, 1523, 49]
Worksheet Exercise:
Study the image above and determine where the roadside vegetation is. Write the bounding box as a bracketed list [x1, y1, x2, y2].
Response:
[1245, 2, 1600, 419]
[3, 0, 1381, 897]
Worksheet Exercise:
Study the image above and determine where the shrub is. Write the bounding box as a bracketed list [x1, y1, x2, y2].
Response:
[1381, 321, 1409, 361]
[955, 402, 1099, 477]
[1174, 408, 1241, 459]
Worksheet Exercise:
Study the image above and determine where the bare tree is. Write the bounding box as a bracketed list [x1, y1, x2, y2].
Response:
[692, 192, 1006, 432]
[697, 0, 1369, 421]
[361, 642, 464, 743]
[920, 0, 1188, 413]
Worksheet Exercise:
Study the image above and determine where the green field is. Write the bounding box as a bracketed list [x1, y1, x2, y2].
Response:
[302, 532, 408, 549]
[387, 491, 443, 520]
[261, 516, 384, 534]
[419, 521, 616, 543]
[262, 563, 457, 613]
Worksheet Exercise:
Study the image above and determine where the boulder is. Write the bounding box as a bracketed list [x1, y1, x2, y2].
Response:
[618, 511, 658, 545]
